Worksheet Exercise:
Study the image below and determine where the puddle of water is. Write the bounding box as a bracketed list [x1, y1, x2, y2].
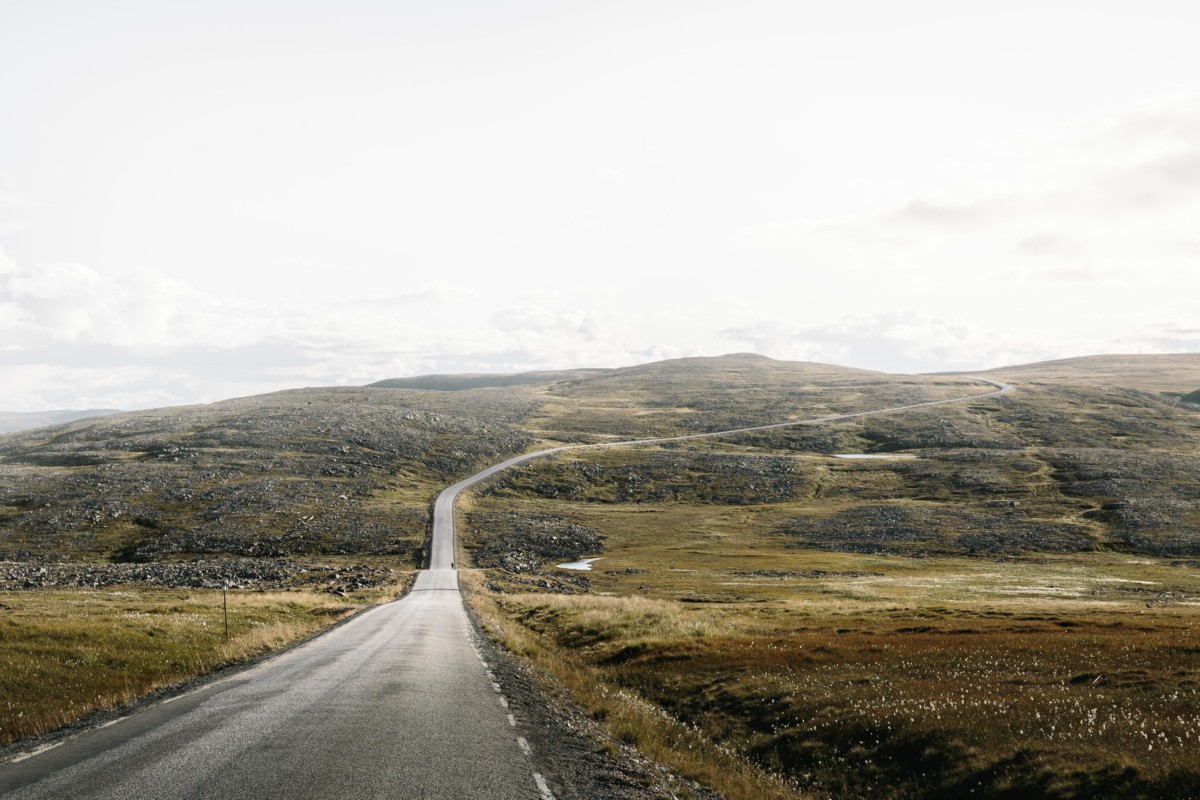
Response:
[833, 453, 912, 460]
[557, 557, 601, 571]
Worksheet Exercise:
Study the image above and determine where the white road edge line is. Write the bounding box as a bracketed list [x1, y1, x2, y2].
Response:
[533, 772, 557, 800]
[7, 741, 63, 764]
[516, 736, 532, 757]
[160, 690, 199, 705]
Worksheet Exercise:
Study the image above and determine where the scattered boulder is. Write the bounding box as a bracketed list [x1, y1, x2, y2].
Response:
[466, 512, 602, 573]
[0, 558, 397, 593]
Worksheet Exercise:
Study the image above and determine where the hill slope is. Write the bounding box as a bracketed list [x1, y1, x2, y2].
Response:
[0, 388, 535, 569]
[369, 368, 604, 391]
[982, 353, 1200, 393]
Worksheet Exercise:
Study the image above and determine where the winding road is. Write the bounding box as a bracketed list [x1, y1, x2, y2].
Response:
[428, 376, 1012, 572]
[0, 378, 1011, 799]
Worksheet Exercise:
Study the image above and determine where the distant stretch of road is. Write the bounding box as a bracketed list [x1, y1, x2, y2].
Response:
[1, 378, 1010, 799]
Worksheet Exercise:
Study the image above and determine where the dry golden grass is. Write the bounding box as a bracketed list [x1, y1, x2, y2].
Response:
[461, 569, 804, 800]
[464, 485, 1200, 799]
[0, 588, 372, 746]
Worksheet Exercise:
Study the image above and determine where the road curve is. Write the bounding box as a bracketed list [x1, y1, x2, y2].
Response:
[428, 377, 1012, 569]
[1, 377, 1011, 799]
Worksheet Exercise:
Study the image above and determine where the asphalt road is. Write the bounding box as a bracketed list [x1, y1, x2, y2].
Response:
[0, 571, 550, 800]
[0, 377, 1011, 799]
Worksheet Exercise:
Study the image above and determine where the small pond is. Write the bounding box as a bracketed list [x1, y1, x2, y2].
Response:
[556, 557, 602, 571]
[833, 453, 913, 459]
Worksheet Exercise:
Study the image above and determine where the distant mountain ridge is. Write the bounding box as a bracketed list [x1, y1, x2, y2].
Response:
[368, 369, 605, 391]
[367, 354, 882, 392]
[0, 409, 122, 435]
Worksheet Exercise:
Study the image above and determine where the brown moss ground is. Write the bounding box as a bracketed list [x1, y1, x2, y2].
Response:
[463, 449, 1200, 799]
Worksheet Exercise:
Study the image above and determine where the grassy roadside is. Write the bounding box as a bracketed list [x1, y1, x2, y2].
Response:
[460, 480, 1200, 799]
[461, 568, 804, 800]
[465, 557, 1200, 799]
[0, 577, 411, 747]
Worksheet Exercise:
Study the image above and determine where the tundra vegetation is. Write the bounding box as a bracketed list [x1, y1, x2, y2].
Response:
[460, 354, 1200, 800]
[3, 353, 1200, 800]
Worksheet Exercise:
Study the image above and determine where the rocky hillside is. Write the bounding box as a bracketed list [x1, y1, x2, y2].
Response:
[4, 353, 1199, 587]
[369, 369, 603, 391]
[0, 387, 535, 568]
[476, 373, 1200, 561]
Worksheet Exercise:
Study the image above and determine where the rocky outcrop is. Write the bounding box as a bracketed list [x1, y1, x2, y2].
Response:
[779, 504, 1098, 556]
[465, 512, 602, 572]
[482, 452, 805, 505]
[0, 387, 535, 562]
[0, 558, 396, 593]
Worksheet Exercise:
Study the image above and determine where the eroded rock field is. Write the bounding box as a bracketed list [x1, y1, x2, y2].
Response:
[0, 386, 536, 580]
[0, 558, 396, 592]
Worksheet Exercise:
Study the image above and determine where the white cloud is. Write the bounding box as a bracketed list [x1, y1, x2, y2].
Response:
[740, 93, 1200, 348]
[597, 167, 629, 185]
[4, 92, 1200, 410]
[0, 248, 694, 409]
[0, 243, 15, 275]
[0, 193, 34, 209]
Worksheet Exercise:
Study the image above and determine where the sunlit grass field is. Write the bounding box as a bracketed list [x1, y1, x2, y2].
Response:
[0, 583, 406, 747]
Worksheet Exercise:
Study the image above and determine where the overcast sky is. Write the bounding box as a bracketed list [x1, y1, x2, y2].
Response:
[2, 1, 1198, 410]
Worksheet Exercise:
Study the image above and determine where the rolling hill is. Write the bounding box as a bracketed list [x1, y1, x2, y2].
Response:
[3, 352, 1200, 799]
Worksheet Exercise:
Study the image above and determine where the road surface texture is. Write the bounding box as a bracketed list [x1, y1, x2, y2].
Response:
[0, 378, 1011, 799]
